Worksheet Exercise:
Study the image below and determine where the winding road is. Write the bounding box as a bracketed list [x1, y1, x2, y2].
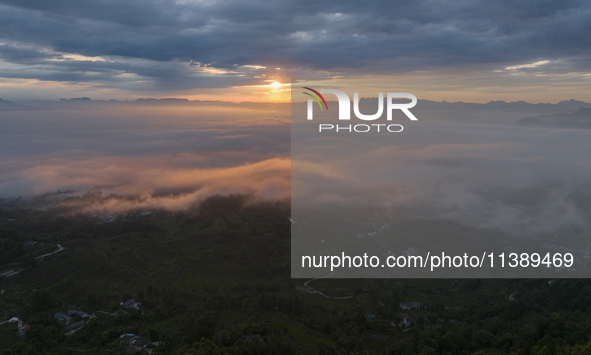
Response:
[36, 244, 64, 260]
[303, 272, 353, 299]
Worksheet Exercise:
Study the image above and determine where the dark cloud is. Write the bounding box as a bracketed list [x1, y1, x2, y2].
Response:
[0, 0, 589, 90]
[0, 44, 57, 63]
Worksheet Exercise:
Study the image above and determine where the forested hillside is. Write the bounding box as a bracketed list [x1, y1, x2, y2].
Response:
[1, 194, 591, 354]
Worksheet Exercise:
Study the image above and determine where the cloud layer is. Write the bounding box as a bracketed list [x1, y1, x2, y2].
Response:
[292, 102, 591, 234]
[0, 0, 589, 93]
[1, 97, 590, 236]
[0, 100, 291, 211]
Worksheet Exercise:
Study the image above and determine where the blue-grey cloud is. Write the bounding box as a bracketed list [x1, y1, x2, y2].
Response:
[0, 0, 589, 90]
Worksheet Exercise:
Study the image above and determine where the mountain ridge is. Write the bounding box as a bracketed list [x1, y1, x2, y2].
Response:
[516, 107, 591, 129]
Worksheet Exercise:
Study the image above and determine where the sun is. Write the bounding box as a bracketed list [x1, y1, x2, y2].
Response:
[270, 81, 281, 89]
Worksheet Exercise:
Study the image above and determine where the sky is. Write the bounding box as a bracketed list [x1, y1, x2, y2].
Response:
[0, 0, 590, 103]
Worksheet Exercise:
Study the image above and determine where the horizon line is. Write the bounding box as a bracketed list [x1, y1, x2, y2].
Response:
[3, 97, 591, 106]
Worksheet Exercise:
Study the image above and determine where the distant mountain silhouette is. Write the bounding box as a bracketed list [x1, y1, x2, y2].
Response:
[59, 97, 92, 101]
[516, 107, 591, 129]
[0, 98, 33, 110]
[356, 98, 591, 113]
[5, 97, 591, 113]
[483, 99, 591, 111]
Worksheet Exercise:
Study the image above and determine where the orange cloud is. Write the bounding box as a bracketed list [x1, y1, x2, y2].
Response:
[20, 156, 291, 213]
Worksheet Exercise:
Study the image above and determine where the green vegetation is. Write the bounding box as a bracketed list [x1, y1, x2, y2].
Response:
[1, 194, 591, 354]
